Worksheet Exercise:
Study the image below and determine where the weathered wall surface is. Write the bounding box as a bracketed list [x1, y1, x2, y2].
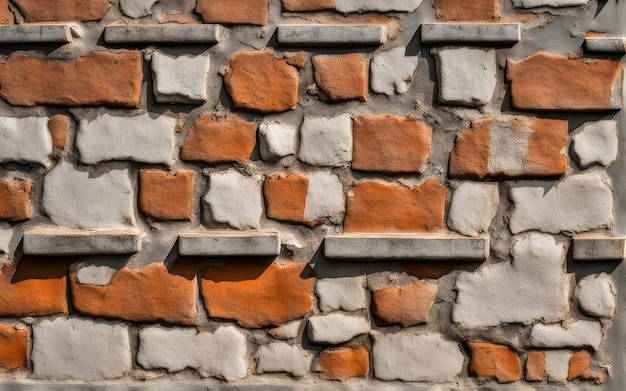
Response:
[0, 0, 625, 389]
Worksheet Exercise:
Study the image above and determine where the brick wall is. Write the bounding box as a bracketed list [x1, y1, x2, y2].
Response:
[0, 0, 624, 388]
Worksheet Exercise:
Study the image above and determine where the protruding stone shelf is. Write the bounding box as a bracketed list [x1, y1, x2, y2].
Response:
[421, 23, 520, 44]
[585, 37, 626, 53]
[23, 228, 141, 256]
[324, 234, 489, 261]
[572, 237, 625, 261]
[178, 231, 281, 257]
[104, 24, 223, 44]
[277, 25, 387, 46]
[0, 24, 73, 44]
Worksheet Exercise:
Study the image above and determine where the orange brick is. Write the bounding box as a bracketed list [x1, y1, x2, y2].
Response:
[0, 0, 14, 24]
[372, 279, 438, 327]
[313, 54, 367, 102]
[139, 170, 194, 221]
[433, 0, 499, 21]
[47, 115, 69, 149]
[196, 0, 268, 25]
[0, 325, 27, 369]
[568, 350, 604, 383]
[0, 180, 31, 223]
[282, 0, 333, 11]
[526, 351, 546, 382]
[12, 0, 110, 22]
[320, 347, 370, 381]
[201, 262, 314, 328]
[263, 173, 308, 224]
[467, 341, 521, 383]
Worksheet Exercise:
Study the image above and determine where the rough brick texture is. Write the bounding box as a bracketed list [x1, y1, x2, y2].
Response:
[0, 180, 31, 222]
[196, 0, 269, 25]
[372, 279, 438, 326]
[48, 115, 69, 149]
[467, 342, 521, 383]
[139, 171, 194, 221]
[319, 347, 370, 381]
[263, 173, 308, 224]
[0, 326, 27, 369]
[433, 0, 499, 21]
[12, 0, 111, 22]
[313, 54, 367, 102]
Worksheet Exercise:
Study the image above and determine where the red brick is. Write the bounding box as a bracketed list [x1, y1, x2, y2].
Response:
[201, 262, 314, 328]
[568, 350, 604, 383]
[526, 351, 546, 382]
[139, 170, 194, 221]
[448, 117, 490, 179]
[180, 113, 256, 164]
[48, 115, 69, 149]
[344, 179, 446, 233]
[372, 279, 438, 327]
[196, 0, 268, 25]
[0, 51, 142, 108]
[433, 0, 499, 21]
[0, 0, 14, 24]
[224, 50, 299, 113]
[507, 53, 622, 110]
[467, 341, 521, 383]
[352, 115, 432, 174]
[319, 347, 370, 381]
[12, 0, 111, 22]
[313, 54, 367, 102]
[263, 173, 308, 224]
[0, 326, 27, 370]
[70, 263, 197, 326]
[0, 180, 31, 223]
[282, 0, 333, 11]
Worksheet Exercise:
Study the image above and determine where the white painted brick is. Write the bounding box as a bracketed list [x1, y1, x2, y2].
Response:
[334, 0, 422, 13]
[433, 47, 497, 107]
[299, 114, 352, 167]
[256, 342, 312, 377]
[77, 113, 175, 166]
[529, 320, 603, 351]
[0, 116, 53, 166]
[203, 170, 263, 230]
[488, 117, 533, 175]
[277, 25, 387, 46]
[453, 233, 571, 328]
[178, 231, 280, 256]
[23, 228, 141, 255]
[0, 222, 11, 253]
[304, 171, 345, 224]
[372, 331, 464, 382]
[0, 25, 72, 43]
[120, 0, 159, 18]
[32, 317, 131, 380]
[259, 121, 298, 161]
[105, 25, 222, 44]
[42, 161, 135, 229]
[509, 173, 614, 234]
[422, 23, 520, 44]
[269, 320, 302, 340]
[512, 0, 588, 8]
[370, 47, 418, 96]
[307, 313, 370, 345]
[544, 351, 572, 383]
[585, 37, 626, 53]
[138, 326, 248, 382]
[576, 273, 616, 318]
[315, 276, 368, 313]
[572, 121, 618, 168]
[448, 182, 499, 236]
[152, 51, 210, 104]
[75, 262, 118, 286]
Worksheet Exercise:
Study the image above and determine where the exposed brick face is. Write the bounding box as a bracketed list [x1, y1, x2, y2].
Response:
[372, 280, 438, 327]
[0, 52, 143, 108]
[282, 0, 333, 11]
[263, 173, 308, 224]
[196, 0, 269, 25]
[433, 0, 499, 21]
[0, 326, 27, 369]
[181, 113, 256, 164]
[568, 350, 604, 383]
[507, 53, 622, 110]
[313, 54, 367, 102]
[319, 347, 370, 381]
[12, 0, 111, 22]
[201, 262, 314, 328]
[0, 180, 31, 222]
[70, 263, 197, 326]
[344, 179, 446, 232]
[467, 341, 521, 383]
[525, 351, 546, 382]
[47, 115, 69, 149]
[139, 170, 194, 221]
[352, 115, 432, 173]
[0, 0, 14, 24]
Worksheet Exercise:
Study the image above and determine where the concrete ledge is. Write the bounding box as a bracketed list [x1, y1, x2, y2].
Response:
[0, 24, 73, 43]
[572, 236, 625, 261]
[23, 228, 141, 256]
[585, 37, 626, 53]
[421, 23, 520, 44]
[178, 231, 280, 257]
[324, 234, 489, 261]
[104, 24, 223, 44]
[277, 25, 387, 46]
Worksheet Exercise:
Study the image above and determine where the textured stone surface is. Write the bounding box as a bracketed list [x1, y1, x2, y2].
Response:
[12, 0, 111, 21]
[70, 263, 197, 325]
[269, 320, 302, 340]
[23, 228, 141, 255]
[307, 313, 370, 345]
[352, 115, 432, 174]
[544, 351, 572, 383]
[315, 276, 367, 313]
[313, 54, 367, 102]
[259, 121, 298, 161]
[509, 173, 614, 234]
[224, 50, 298, 113]
[507, 53, 622, 110]
[152, 51, 210, 104]
[203, 170, 262, 230]
[344, 179, 446, 233]
[0, 117, 53, 167]
[303, 171, 345, 225]
[178, 231, 280, 257]
[77, 113, 175, 166]
[372, 332, 464, 382]
[196, 0, 268, 25]
[453, 233, 571, 328]
[526, 351, 546, 382]
[529, 320, 603, 350]
[467, 342, 521, 383]
[257, 342, 312, 377]
[201, 262, 314, 328]
[422, 23, 520, 44]
[104, 25, 223, 44]
[576, 273, 616, 318]
[571, 120, 618, 168]
[0, 223, 10, 253]
[334, 0, 422, 13]
[372, 279, 438, 327]
[0, 180, 31, 223]
[42, 161, 135, 229]
[0, 326, 27, 369]
[0, 25, 72, 44]
[572, 237, 625, 261]
[139, 170, 194, 221]
[32, 317, 131, 380]
[48, 115, 69, 149]
[263, 173, 308, 224]
[434, 0, 499, 21]
[434, 47, 497, 106]
[448, 182, 499, 236]
[120, 0, 159, 18]
[299, 114, 353, 167]
[512, 0, 587, 7]
[370, 47, 418, 96]
[277, 25, 388, 46]
[319, 347, 369, 381]
[0, 52, 142, 108]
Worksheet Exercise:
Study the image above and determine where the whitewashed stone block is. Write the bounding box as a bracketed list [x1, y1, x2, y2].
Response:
[315, 276, 368, 312]
[576, 273, 616, 318]
[0, 116, 53, 166]
[334, 0, 422, 13]
[545, 351, 572, 383]
[120, 0, 160, 18]
[572, 121, 618, 168]
[448, 182, 499, 236]
[529, 320, 603, 351]
[152, 51, 210, 104]
[256, 342, 312, 377]
[370, 47, 418, 96]
[304, 171, 345, 224]
[512, 0, 588, 8]
[269, 320, 302, 340]
[203, 170, 263, 230]
[0, 222, 10, 253]
[307, 313, 370, 344]
[259, 121, 298, 161]
[299, 114, 353, 167]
